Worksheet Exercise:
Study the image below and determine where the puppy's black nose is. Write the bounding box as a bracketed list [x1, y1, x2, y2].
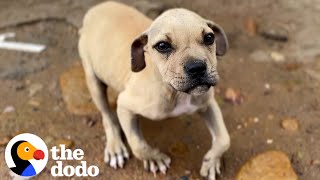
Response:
[184, 60, 207, 77]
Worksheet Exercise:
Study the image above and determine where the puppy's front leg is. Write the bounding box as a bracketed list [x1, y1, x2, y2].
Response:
[199, 97, 230, 180]
[117, 103, 171, 174]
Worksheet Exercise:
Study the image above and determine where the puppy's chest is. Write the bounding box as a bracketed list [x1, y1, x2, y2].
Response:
[168, 95, 201, 117]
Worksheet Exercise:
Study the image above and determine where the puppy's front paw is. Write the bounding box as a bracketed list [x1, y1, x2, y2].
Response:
[104, 139, 129, 169]
[200, 150, 222, 180]
[133, 146, 171, 174]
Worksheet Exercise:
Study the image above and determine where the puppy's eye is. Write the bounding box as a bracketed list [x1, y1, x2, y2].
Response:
[154, 41, 172, 53]
[203, 33, 215, 46]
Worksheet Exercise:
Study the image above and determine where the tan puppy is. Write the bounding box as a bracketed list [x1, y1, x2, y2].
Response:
[79, 1, 230, 179]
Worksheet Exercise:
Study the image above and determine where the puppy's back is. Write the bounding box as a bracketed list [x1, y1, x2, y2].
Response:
[79, 1, 151, 91]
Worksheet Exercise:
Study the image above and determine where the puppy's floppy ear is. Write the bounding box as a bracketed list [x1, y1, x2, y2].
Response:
[131, 33, 148, 72]
[206, 21, 228, 56]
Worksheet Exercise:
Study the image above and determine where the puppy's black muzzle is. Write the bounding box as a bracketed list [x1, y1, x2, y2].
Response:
[184, 60, 207, 78]
[182, 60, 218, 93]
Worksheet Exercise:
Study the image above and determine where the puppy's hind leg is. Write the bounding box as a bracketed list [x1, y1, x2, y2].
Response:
[83, 64, 129, 169]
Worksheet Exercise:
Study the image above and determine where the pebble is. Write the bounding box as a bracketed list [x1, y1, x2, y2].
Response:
[28, 83, 43, 97]
[44, 136, 54, 145]
[224, 88, 244, 105]
[249, 50, 270, 62]
[244, 17, 257, 36]
[82, 116, 97, 127]
[281, 118, 299, 131]
[236, 151, 297, 180]
[184, 170, 191, 176]
[259, 23, 289, 42]
[28, 99, 40, 107]
[270, 52, 285, 62]
[55, 139, 74, 149]
[3, 106, 15, 113]
[267, 114, 274, 120]
[282, 62, 302, 71]
[266, 139, 273, 144]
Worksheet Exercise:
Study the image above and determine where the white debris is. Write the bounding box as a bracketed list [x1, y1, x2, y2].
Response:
[266, 139, 273, 144]
[3, 106, 15, 113]
[0, 32, 46, 53]
[270, 52, 285, 62]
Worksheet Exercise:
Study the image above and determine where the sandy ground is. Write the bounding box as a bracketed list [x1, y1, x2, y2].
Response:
[0, 0, 320, 179]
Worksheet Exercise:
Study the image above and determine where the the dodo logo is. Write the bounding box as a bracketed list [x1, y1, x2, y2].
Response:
[5, 133, 48, 177]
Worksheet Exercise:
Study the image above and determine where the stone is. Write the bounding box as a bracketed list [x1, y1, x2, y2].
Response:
[270, 52, 285, 62]
[250, 50, 270, 62]
[244, 17, 257, 36]
[28, 83, 43, 97]
[55, 139, 74, 149]
[258, 22, 289, 42]
[281, 118, 299, 131]
[28, 99, 40, 107]
[224, 88, 244, 105]
[59, 63, 99, 116]
[236, 151, 298, 180]
[2, 106, 15, 113]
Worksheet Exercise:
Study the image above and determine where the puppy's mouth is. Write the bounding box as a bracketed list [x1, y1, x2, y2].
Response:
[170, 75, 218, 95]
[184, 77, 217, 94]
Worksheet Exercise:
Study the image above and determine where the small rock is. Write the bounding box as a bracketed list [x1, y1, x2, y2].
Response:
[28, 99, 40, 107]
[281, 118, 299, 131]
[264, 83, 272, 95]
[169, 142, 189, 157]
[259, 23, 289, 42]
[305, 69, 320, 82]
[310, 159, 320, 166]
[282, 62, 302, 71]
[244, 17, 257, 36]
[237, 124, 242, 130]
[267, 114, 274, 120]
[15, 82, 25, 91]
[0, 136, 11, 146]
[236, 151, 298, 180]
[249, 50, 270, 62]
[270, 52, 285, 62]
[266, 139, 273, 144]
[184, 170, 191, 176]
[253, 117, 259, 123]
[28, 83, 43, 97]
[55, 139, 74, 149]
[3, 106, 15, 113]
[82, 116, 97, 127]
[44, 136, 54, 145]
[224, 88, 244, 105]
[264, 83, 271, 90]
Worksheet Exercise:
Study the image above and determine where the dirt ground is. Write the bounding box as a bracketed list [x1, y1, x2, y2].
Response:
[0, 0, 320, 179]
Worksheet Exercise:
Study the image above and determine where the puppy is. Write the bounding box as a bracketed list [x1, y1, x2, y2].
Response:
[79, 1, 230, 179]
